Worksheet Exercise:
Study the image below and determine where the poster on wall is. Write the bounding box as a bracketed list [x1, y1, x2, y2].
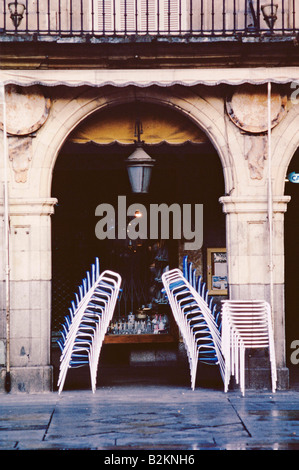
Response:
[207, 248, 228, 295]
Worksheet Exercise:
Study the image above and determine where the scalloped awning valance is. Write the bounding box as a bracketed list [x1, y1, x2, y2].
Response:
[70, 102, 208, 144]
[0, 67, 298, 88]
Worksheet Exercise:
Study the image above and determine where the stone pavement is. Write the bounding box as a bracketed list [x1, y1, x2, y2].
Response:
[1, 384, 299, 451]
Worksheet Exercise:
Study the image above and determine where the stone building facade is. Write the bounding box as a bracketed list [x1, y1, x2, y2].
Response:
[0, 1, 299, 393]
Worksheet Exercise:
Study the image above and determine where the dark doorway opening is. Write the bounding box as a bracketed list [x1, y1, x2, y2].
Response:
[51, 139, 226, 389]
[285, 148, 299, 389]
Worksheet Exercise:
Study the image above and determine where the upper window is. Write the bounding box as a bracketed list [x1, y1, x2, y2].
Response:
[93, 0, 187, 34]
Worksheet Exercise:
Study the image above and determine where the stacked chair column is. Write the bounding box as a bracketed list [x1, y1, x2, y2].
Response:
[221, 300, 277, 396]
[57, 258, 121, 394]
[162, 257, 224, 390]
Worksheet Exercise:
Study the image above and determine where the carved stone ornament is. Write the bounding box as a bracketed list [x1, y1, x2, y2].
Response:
[0, 84, 51, 135]
[226, 83, 287, 134]
[244, 134, 267, 180]
[8, 136, 32, 183]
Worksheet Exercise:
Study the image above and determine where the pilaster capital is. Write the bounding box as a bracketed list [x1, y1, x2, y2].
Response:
[0, 197, 58, 216]
[219, 195, 291, 214]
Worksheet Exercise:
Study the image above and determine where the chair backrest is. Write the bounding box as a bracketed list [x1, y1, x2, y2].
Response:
[182, 255, 222, 329]
[57, 263, 122, 393]
[162, 268, 225, 383]
[221, 299, 277, 395]
[221, 300, 274, 348]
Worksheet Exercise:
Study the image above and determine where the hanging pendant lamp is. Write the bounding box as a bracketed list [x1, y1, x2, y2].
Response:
[125, 117, 155, 194]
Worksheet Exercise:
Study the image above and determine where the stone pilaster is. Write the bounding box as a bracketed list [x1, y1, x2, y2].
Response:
[0, 198, 57, 393]
[220, 195, 291, 389]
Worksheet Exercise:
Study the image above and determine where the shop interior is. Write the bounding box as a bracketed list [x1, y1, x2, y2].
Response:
[51, 103, 226, 389]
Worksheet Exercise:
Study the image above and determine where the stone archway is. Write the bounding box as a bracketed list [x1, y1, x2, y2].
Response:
[1, 84, 238, 392]
[275, 105, 299, 387]
[269, 102, 299, 387]
[42, 86, 232, 389]
[272, 104, 299, 196]
[35, 85, 237, 199]
[285, 147, 299, 386]
[5, 80, 298, 392]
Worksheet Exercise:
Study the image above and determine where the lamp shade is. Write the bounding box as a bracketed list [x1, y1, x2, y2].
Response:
[261, 4, 278, 29]
[8, 2, 26, 27]
[126, 145, 155, 193]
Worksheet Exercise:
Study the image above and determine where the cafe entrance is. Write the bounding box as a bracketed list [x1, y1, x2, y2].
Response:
[51, 102, 226, 388]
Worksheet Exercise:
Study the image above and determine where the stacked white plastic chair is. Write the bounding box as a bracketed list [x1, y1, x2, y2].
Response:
[162, 260, 224, 390]
[221, 300, 277, 396]
[57, 258, 121, 394]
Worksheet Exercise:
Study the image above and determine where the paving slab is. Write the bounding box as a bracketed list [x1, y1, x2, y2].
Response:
[228, 390, 299, 449]
[0, 386, 299, 451]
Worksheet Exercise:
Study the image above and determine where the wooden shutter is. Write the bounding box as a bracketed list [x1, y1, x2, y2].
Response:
[160, 0, 186, 33]
[94, 0, 114, 32]
[119, 0, 158, 33]
[119, 0, 136, 33]
[139, 0, 158, 32]
[94, 0, 186, 33]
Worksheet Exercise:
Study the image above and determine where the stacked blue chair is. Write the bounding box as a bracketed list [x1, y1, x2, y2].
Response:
[182, 256, 222, 332]
[57, 258, 122, 394]
[162, 260, 224, 390]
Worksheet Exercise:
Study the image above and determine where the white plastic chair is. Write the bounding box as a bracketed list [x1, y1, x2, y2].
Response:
[162, 268, 224, 390]
[57, 259, 121, 394]
[221, 300, 277, 396]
